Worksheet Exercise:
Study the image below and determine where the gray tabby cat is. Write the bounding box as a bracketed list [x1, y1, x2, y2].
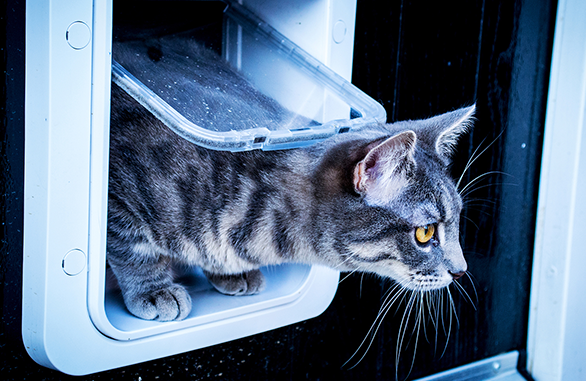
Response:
[108, 39, 473, 322]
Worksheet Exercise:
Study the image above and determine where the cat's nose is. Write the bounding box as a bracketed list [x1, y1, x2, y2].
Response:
[449, 270, 466, 280]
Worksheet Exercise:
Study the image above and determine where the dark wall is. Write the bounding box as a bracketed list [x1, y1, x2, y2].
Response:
[1, 0, 556, 380]
[1, 0, 26, 361]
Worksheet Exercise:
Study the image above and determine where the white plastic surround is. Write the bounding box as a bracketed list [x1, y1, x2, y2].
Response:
[22, 0, 367, 375]
[527, 0, 586, 379]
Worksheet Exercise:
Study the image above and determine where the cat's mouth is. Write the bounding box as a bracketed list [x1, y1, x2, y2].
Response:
[402, 268, 463, 291]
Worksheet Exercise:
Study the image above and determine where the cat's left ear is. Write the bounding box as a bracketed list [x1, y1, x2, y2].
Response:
[427, 104, 476, 160]
[353, 130, 416, 196]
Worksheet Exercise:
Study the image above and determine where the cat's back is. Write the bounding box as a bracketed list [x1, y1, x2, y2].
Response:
[108, 83, 310, 224]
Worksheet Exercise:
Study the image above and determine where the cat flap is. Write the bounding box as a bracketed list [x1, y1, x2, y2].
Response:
[111, 0, 386, 152]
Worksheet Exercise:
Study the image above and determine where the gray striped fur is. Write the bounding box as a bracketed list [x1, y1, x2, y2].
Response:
[107, 41, 473, 321]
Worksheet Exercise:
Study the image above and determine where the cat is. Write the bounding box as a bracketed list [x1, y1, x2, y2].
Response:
[107, 38, 473, 322]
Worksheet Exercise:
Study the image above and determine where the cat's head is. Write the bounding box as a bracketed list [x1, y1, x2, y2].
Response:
[322, 105, 475, 291]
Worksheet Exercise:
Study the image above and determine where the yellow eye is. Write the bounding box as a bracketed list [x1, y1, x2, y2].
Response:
[415, 225, 435, 244]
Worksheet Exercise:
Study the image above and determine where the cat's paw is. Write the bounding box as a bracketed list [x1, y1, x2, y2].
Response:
[204, 269, 266, 296]
[125, 284, 192, 321]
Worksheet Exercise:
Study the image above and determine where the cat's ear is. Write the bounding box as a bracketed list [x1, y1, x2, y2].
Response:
[353, 131, 416, 196]
[429, 104, 475, 159]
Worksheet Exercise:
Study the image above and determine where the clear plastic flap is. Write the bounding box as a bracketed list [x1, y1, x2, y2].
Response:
[111, 0, 386, 151]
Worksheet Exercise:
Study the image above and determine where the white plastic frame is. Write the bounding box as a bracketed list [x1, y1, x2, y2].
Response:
[527, 0, 586, 379]
[22, 0, 366, 375]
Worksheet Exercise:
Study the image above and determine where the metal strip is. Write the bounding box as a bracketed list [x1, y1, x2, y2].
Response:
[415, 351, 526, 381]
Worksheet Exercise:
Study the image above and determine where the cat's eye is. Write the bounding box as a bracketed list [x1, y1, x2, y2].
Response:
[415, 225, 435, 244]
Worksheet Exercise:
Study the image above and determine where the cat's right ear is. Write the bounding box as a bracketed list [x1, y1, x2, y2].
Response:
[353, 131, 416, 197]
[431, 104, 475, 160]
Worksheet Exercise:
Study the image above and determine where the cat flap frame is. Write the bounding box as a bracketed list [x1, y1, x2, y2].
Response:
[112, 0, 386, 151]
[22, 0, 382, 375]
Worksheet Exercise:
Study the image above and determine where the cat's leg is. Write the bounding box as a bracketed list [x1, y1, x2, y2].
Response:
[108, 252, 191, 321]
[203, 269, 266, 296]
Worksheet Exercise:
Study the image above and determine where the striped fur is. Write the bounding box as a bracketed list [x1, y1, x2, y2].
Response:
[108, 40, 474, 321]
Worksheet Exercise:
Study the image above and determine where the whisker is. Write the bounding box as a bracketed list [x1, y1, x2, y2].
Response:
[404, 291, 425, 380]
[452, 279, 477, 310]
[447, 287, 460, 328]
[455, 135, 490, 190]
[459, 171, 510, 196]
[434, 290, 443, 353]
[462, 205, 496, 219]
[464, 272, 479, 306]
[462, 202, 499, 216]
[424, 290, 438, 332]
[439, 294, 451, 358]
[422, 290, 440, 352]
[345, 272, 475, 378]
[456, 130, 505, 190]
[439, 287, 460, 358]
[461, 214, 480, 230]
[338, 269, 360, 285]
[462, 197, 498, 207]
[440, 288, 448, 337]
[395, 290, 419, 379]
[460, 180, 517, 200]
[460, 250, 489, 258]
[333, 252, 360, 270]
[410, 291, 425, 345]
[344, 282, 407, 369]
[346, 291, 406, 369]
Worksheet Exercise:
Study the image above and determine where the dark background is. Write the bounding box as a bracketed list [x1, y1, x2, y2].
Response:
[1, 0, 556, 379]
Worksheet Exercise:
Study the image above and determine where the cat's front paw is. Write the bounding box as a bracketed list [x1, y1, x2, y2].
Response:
[124, 284, 192, 321]
[204, 269, 266, 296]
